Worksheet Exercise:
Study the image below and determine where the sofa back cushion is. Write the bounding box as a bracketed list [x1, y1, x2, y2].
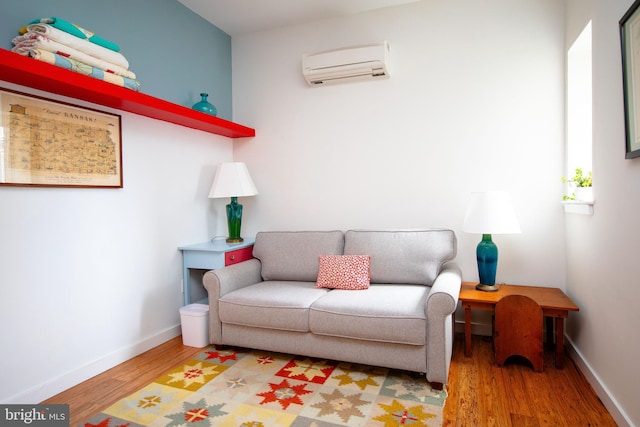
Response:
[343, 229, 457, 285]
[253, 231, 345, 281]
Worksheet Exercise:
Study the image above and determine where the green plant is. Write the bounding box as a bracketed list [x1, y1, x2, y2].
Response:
[561, 168, 592, 200]
[563, 168, 592, 187]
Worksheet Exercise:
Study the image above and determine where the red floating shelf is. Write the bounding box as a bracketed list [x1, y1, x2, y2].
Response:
[0, 49, 255, 138]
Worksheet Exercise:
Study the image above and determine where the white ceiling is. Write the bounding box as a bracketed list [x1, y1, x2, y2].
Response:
[178, 0, 420, 36]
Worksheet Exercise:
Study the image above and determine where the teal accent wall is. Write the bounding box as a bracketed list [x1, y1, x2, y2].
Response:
[0, 0, 233, 120]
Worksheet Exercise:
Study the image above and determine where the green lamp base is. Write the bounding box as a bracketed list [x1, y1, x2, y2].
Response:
[226, 197, 244, 243]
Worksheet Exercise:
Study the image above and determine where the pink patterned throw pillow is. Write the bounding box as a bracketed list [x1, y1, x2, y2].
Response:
[316, 255, 370, 290]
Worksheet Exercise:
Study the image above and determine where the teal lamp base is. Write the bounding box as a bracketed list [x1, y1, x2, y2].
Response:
[476, 234, 499, 292]
[225, 197, 244, 243]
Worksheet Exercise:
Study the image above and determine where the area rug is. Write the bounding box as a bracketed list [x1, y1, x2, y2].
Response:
[80, 345, 446, 427]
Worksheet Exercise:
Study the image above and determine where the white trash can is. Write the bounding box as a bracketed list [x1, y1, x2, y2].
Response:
[179, 303, 209, 347]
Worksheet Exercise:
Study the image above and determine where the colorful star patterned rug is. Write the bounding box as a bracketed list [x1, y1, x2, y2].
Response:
[80, 345, 446, 427]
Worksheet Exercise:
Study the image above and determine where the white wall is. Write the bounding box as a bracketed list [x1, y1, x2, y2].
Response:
[231, 0, 639, 423]
[232, 1, 566, 294]
[565, 0, 640, 425]
[0, 82, 233, 403]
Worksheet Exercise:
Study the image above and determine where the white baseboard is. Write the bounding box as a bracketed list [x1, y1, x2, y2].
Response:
[565, 337, 633, 427]
[454, 318, 492, 336]
[6, 325, 181, 404]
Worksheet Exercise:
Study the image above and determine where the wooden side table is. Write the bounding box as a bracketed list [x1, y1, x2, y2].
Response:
[459, 281, 579, 368]
[178, 238, 255, 305]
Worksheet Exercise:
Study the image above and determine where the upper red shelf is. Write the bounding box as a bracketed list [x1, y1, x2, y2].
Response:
[0, 49, 255, 138]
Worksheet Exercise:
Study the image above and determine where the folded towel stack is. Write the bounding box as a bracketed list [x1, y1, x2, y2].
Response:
[12, 17, 140, 91]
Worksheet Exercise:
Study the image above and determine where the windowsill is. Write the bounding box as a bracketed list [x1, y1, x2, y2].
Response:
[563, 201, 594, 215]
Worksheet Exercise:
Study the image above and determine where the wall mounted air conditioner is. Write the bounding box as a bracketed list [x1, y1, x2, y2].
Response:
[302, 41, 390, 86]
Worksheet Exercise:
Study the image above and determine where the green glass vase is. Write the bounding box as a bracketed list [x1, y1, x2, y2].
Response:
[192, 93, 217, 116]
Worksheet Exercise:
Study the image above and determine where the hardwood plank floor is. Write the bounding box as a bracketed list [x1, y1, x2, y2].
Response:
[43, 333, 616, 426]
[442, 334, 617, 426]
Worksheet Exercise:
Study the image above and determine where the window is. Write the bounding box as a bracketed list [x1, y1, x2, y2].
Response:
[565, 21, 593, 213]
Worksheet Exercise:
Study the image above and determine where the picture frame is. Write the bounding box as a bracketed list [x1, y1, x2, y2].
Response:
[0, 87, 122, 187]
[620, 0, 640, 159]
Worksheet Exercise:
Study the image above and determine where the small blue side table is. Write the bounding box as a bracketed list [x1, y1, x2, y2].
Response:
[178, 238, 255, 305]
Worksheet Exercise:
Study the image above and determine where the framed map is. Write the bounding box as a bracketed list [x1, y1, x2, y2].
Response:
[0, 87, 122, 187]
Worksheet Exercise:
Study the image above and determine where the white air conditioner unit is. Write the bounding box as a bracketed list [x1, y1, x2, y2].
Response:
[302, 41, 390, 86]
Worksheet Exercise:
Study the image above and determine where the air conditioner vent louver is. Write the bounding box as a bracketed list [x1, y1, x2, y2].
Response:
[302, 41, 390, 86]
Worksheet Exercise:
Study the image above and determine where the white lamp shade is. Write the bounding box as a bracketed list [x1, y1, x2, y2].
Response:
[208, 162, 258, 198]
[463, 191, 521, 234]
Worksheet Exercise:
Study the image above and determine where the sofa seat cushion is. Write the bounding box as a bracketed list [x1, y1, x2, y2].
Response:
[219, 281, 330, 332]
[309, 284, 429, 345]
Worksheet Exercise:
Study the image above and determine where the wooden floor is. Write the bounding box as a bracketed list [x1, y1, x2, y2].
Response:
[42, 338, 204, 426]
[442, 334, 616, 426]
[43, 333, 616, 427]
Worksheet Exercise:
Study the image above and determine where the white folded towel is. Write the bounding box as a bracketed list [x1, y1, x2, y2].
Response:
[26, 23, 129, 69]
[13, 33, 136, 80]
[22, 49, 140, 91]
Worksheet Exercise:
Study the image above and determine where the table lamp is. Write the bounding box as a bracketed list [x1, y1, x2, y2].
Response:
[463, 191, 521, 291]
[208, 162, 258, 243]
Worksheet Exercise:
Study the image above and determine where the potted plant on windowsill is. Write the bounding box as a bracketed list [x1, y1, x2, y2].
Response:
[562, 168, 593, 202]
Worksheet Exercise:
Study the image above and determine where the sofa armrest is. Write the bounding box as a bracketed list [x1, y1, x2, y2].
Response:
[425, 261, 462, 385]
[203, 258, 263, 343]
[427, 261, 462, 312]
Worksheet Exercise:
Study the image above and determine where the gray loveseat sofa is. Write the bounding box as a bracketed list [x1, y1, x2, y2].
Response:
[203, 229, 461, 388]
